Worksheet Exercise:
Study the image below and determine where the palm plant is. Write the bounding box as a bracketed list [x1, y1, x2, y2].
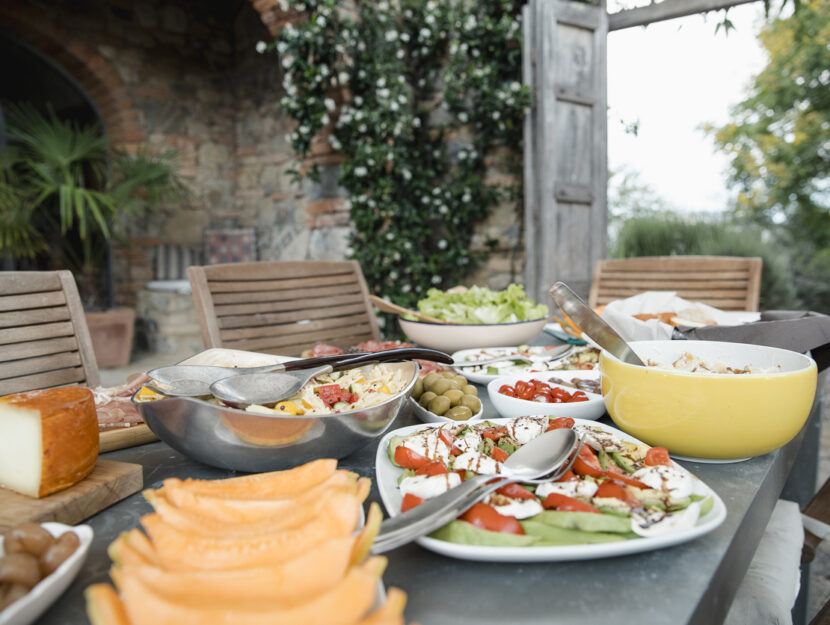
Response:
[0, 105, 186, 306]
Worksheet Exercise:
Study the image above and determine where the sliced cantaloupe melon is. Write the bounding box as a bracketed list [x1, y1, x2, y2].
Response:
[113, 534, 354, 601]
[145, 485, 362, 538]
[159, 470, 358, 522]
[109, 533, 154, 568]
[351, 501, 383, 566]
[356, 476, 371, 503]
[142, 493, 361, 571]
[355, 587, 408, 625]
[162, 458, 337, 498]
[85, 584, 131, 625]
[119, 556, 387, 625]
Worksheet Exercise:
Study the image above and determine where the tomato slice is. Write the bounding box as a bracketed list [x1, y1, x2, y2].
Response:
[490, 446, 509, 463]
[546, 417, 575, 431]
[317, 384, 343, 407]
[572, 445, 605, 478]
[415, 461, 449, 476]
[645, 446, 672, 466]
[595, 481, 640, 506]
[460, 503, 525, 534]
[555, 469, 578, 482]
[394, 445, 430, 470]
[401, 493, 425, 512]
[481, 426, 509, 440]
[438, 429, 463, 456]
[604, 464, 650, 489]
[496, 482, 536, 500]
[541, 493, 599, 513]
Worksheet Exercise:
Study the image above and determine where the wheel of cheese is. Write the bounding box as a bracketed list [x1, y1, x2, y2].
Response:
[0, 387, 99, 498]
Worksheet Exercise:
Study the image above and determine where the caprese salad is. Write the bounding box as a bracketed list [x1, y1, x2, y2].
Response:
[386, 416, 715, 547]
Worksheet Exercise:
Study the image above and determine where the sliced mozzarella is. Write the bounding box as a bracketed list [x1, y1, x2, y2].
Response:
[631, 502, 701, 538]
[508, 416, 548, 445]
[399, 472, 462, 500]
[592, 497, 631, 515]
[490, 497, 544, 520]
[452, 450, 503, 475]
[454, 427, 482, 453]
[573, 425, 626, 453]
[632, 465, 695, 499]
[402, 428, 451, 463]
[536, 479, 599, 500]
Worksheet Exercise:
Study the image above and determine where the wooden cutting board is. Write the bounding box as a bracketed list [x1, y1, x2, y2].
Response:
[99, 424, 158, 453]
[0, 460, 143, 532]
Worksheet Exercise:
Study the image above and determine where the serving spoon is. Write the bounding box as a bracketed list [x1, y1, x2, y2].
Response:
[369, 295, 460, 325]
[450, 344, 572, 368]
[371, 427, 581, 553]
[148, 347, 453, 398]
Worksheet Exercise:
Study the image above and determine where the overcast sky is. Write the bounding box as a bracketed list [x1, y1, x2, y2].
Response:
[607, 2, 771, 213]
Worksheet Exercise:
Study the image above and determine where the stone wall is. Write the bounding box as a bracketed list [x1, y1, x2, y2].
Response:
[1, 0, 525, 315]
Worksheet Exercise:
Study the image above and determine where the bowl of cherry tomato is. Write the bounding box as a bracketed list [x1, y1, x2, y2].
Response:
[487, 371, 605, 421]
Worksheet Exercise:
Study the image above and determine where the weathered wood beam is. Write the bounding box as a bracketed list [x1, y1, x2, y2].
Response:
[608, 0, 759, 31]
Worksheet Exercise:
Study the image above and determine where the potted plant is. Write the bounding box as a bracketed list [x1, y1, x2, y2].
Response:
[0, 105, 186, 366]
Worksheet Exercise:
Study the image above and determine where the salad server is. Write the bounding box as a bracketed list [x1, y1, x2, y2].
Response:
[371, 428, 581, 554]
[450, 344, 572, 368]
[549, 282, 645, 366]
[148, 347, 453, 398]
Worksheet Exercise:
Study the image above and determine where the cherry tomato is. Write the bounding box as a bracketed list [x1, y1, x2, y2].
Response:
[541, 493, 599, 513]
[603, 465, 650, 489]
[498, 384, 516, 397]
[438, 430, 463, 456]
[454, 469, 467, 481]
[645, 446, 672, 466]
[480, 426, 509, 440]
[595, 481, 640, 506]
[555, 469, 578, 482]
[460, 503, 525, 534]
[546, 417, 575, 431]
[496, 482, 536, 500]
[490, 446, 509, 463]
[415, 461, 449, 476]
[572, 445, 604, 478]
[401, 493, 425, 512]
[394, 445, 430, 470]
[514, 380, 531, 395]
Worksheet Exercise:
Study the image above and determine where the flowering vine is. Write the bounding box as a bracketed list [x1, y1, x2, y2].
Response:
[270, 0, 531, 309]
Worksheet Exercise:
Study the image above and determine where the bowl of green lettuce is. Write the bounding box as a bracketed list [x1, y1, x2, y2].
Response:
[398, 285, 549, 352]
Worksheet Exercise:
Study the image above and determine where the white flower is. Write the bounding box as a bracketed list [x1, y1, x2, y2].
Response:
[393, 252, 401, 260]
[431, 275, 442, 284]
[404, 241, 412, 250]
[355, 166, 368, 177]
[402, 284, 411, 293]
[338, 71, 350, 84]
[378, 88, 390, 98]
[282, 55, 294, 68]
[354, 95, 364, 106]
[425, 14, 435, 25]
[400, 32, 410, 42]
[316, 15, 326, 26]
[358, 124, 367, 133]
[458, 150, 467, 160]
[437, 239, 447, 249]
[396, 49, 405, 59]
[492, 111, 501, 120]
[402, 169, 412, 181]
[385, 30, 398, 41]
[426, 0, 437, 9]
[328, 135, 342, 150]
[298, 124, 310, 135]
[256, 41, 267, 54]
[462, 192, 471, 203]
[320, 113, 330, 125]
[386, 232, 395, 241]
[278, 0, 289, 10]
[458, 111, 468, 123]
[390, 101, 399, 111]
[439, 205, 448, 214]
[377, 77, 386, 87]
[320, 65, 329, 76]
[472, 49, 480, 58]
[277, 41, 288, 54]
[432, 188, 441, 195]
[345, 246, 354, 256]
[421, 196, 429, 204]
[324, 98, 336, 112]
[510, 81, 521, 92]
[378, 1, 389, 10]
[398, 94, 407, 104]
[464, 15, 476, 30]
[389, 270, 398, 279]
[419, 27, 431, 40]
[412, 117, 421, 128]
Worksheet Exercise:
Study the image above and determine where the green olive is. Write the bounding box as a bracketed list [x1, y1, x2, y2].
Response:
[460, 395, 482, 414]
[461, 384, 478, 396]
[419, 391, 437, 408]
[452, 375, 468, 387]
[442, 389, 464, 407]
[440, 370, 457, 378]
[411, 377, 424, 400]
[430, 379, 454, 395]
[445, 406, 474, 421]
[422, 372, 442, 389]
[428, 395, 452, 416]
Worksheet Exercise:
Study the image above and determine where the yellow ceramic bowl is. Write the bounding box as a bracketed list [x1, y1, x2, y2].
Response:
[601, 340, 817, 460]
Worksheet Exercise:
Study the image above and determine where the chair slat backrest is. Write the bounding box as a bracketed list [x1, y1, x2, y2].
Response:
[188, 261, 381, 356]
[0, 271, 100, 394]
[588, 256, 763, 311]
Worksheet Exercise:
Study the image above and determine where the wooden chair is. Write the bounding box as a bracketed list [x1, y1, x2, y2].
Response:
[187, 261, 381, 357]
[0, 270, 100, 395]
[588, 255, 763, 311]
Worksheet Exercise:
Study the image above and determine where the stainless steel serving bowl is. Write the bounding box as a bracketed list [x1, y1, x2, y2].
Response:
[132, 361, 418, 472]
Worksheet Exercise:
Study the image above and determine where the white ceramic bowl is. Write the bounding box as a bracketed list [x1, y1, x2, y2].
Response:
[398, 317, 548, 353]
[487, 370, 605, 421]
[0, 523, 93, 625]
[408, 396, 484, 424]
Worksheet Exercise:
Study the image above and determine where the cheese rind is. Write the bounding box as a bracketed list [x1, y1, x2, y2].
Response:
[0, 387, 99, 498]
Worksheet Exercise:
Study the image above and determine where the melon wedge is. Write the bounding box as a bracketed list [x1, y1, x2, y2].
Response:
[109, 534, 154, 568]
[142, 493, 361, 570]
[160, 470, 358, 522]
[119, 556, 387, 625]
[85, 584, 130, 625]
[113, 534, 354, 601]
[146, 486, 362, 537]
[356, 587, 408, 625]
[351, 501, 383, 566]
[162, 458, 337, 498]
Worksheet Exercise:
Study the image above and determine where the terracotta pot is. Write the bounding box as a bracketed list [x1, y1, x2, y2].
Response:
[85, 308, 136, 369]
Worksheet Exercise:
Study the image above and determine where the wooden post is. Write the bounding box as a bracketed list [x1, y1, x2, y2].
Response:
[523, 0, 608, 302]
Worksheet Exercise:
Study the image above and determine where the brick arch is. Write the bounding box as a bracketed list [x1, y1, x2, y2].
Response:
[0, 3, 143, 150]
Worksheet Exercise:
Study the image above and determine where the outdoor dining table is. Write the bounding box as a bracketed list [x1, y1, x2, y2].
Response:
[37, 344, 824, 625]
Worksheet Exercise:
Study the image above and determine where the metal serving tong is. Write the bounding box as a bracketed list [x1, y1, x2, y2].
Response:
[147, 347, 453, 398]
[371, 428, 582, 554]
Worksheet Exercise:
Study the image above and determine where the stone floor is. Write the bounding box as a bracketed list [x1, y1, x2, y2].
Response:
[101, 352, 830, 623]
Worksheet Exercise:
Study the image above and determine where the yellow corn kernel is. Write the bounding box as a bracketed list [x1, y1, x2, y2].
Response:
[378, 385, 391, 394]
[275, 402, 301, 415]
[301, 399, 313, 409]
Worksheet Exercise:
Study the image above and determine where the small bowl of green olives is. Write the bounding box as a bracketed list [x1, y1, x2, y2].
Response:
[408, 370, 484, 423]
